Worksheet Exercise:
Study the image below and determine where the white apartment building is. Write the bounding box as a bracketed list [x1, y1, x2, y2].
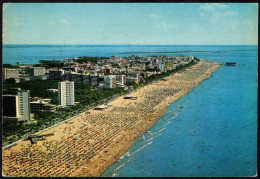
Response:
[3, 68, 19, 80]
[158, 63, 167, 73]
[104, 75, 116, 89]
[126, 76, 139, 84]
[128, 72, 140, 83]
[116, 75, 126, 85]
[172, 64, 178, 70]
[58, 81, 75, 106]
[29, 67, 45, 76]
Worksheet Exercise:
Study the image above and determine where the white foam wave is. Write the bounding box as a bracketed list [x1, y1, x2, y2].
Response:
[153, 127, 167, 136]
[163, 121, 171, 127]
[146, 137, 154, 142]
[169, 115, 177, 120]
[115, 157, 133, 171]
[130, 141, 153, 156]
[154, 133, 162, 138]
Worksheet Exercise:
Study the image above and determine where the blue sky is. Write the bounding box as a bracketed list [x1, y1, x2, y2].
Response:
[3, 3, 258, 45]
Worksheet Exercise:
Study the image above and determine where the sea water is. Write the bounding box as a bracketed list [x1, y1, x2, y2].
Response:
[102, 46, 258, 177]
[2, 45, 257, 65]
[2, 45, 258, 177]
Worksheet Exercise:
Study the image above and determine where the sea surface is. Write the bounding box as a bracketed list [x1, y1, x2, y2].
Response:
[2, 45, 258, 177]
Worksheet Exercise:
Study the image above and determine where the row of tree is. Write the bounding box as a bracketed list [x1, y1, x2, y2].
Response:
[2, 64, 20, 68]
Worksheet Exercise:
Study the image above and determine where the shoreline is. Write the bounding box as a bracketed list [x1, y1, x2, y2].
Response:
[97, 60, 220, 177]
[2, 60, 221, 177]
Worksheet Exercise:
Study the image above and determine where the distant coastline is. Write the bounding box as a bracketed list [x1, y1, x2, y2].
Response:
[3, 45, 257, 65]
[118, 50, 230, 54]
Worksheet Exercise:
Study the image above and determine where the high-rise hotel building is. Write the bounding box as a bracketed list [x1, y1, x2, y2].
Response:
[2, 88, 30, 122]
[58, 81, 75, 106]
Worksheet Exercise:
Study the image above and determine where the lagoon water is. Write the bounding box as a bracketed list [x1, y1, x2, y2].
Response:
[2, 45, 258, 177]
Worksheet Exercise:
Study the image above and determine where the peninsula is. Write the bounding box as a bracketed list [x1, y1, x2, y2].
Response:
[2, 59, 220, 177]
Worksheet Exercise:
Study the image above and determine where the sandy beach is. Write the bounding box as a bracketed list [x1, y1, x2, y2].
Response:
[2, 60, 221, 177]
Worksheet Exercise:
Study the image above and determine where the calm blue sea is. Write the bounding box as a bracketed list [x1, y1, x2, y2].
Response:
[2, 45, 258, 177]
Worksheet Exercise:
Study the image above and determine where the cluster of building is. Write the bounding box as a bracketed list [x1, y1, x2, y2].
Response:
[2, 81, 75, 122]
[2, 55, 197, 122]
[3, 55, 196, 89]
[3, 67, 47, 83]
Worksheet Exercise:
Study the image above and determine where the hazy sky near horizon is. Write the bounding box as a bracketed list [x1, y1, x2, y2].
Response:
[3, 3, 258, 45]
